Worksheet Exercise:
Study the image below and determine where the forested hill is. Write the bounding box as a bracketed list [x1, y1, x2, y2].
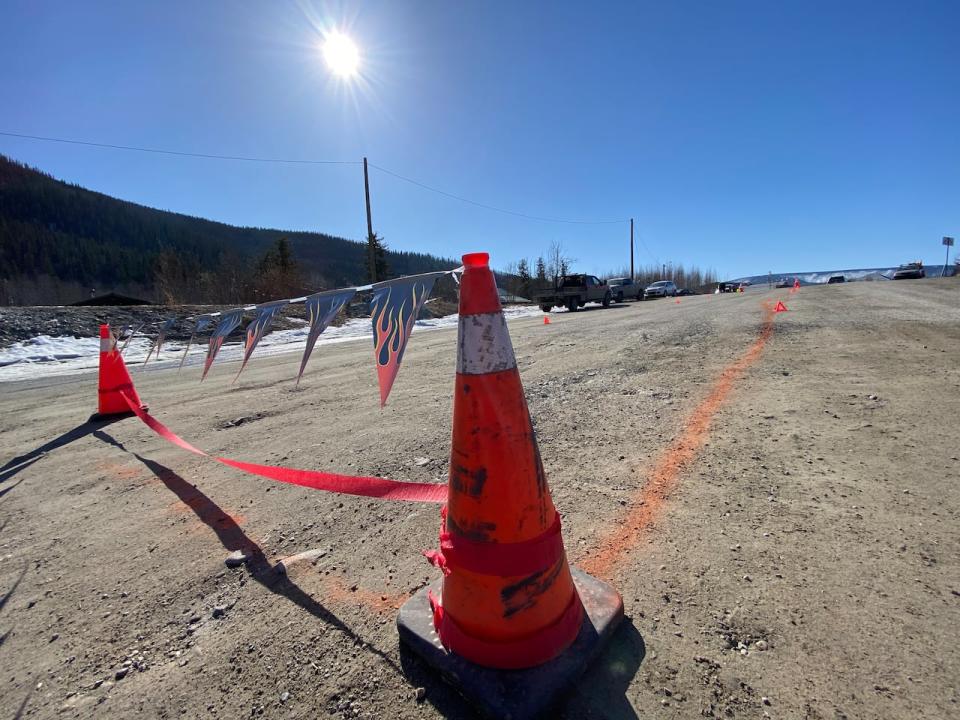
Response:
[0, 155, 457, 305]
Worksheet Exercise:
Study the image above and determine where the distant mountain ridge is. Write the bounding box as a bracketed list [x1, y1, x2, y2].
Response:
[0, 155, 458, 304]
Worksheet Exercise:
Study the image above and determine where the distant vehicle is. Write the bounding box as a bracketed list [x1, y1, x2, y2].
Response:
[644, 280, 677, 298]
[676, 288, 695, 296]
[606, 277, 644, 302]
[716, 282, 737, 293]
[534, 274, 611, 312]
[827, 275, 845, 284]
[775, 277, 793, 288]
[893, 262, 925, 280]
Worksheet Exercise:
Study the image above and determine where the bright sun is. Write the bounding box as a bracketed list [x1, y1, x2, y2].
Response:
[323, 31, 360, 78]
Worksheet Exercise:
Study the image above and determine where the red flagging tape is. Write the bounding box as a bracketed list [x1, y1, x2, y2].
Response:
[424, 507, 564, 577]
[120, 393, 447, 504]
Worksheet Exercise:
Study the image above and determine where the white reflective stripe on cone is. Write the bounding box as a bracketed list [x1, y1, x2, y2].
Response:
[100, 338, 113, 353]
[457, 312, 517, 375]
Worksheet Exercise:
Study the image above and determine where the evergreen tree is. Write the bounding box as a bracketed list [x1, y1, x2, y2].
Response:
[517, 258, 531, 298]
[253, 237, 303, 300]
[535, 256, 547, 282]
[366, 232, 389, 283]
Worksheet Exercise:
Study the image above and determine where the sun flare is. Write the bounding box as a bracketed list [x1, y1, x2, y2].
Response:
[323, 31, 360, 78]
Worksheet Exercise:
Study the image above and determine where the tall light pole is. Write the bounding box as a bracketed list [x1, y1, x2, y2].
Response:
[630, 218, 634, 281]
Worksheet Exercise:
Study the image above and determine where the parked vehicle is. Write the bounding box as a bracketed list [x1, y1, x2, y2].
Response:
[775, 277, 793, 288]
[827, 275, 845, 284]
[606, 277, 644, 302]
[644, 280, 677, 298]
[534, 274, 611, 312]
[716, 282, 737, 293]
[893, 262, 925, 280]
[676, 288, 695, 296]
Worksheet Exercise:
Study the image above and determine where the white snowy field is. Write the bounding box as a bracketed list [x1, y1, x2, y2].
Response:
[0, 306, 543, 383]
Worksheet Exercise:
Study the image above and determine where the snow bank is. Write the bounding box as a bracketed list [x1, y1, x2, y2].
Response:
[0, 306, 544, 383]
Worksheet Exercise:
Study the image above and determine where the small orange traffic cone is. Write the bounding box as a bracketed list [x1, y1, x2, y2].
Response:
[398, 253, 622, 718]
[774, 300, 788, 313]
[91, 324, 147, 420]
[543, 315, 551, 325]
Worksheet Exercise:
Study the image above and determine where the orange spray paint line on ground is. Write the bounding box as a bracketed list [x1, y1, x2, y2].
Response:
[319, 576, 409, 613]
[581, 304, 776, 579]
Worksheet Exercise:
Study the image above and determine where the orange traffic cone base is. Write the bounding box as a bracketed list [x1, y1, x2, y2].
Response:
[397, 567, 623, 720]
[89, 404, 148, 423]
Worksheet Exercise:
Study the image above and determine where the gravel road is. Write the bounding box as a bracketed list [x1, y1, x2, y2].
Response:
[1, 279, 958, 719]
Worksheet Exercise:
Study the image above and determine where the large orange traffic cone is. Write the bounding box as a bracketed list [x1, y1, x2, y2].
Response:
[91, 324, 147, 420]
[398, 253, 623, 718]
[543, 315, 551, 325]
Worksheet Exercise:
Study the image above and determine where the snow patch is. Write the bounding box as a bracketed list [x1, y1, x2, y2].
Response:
[0, 306, 544, 382]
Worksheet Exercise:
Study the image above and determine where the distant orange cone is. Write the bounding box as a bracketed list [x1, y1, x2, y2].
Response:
[774, 300, 788, 313]
[91, 324, 147, 420]
[543, 315, 551, 325]
[675, 298, 681, 304]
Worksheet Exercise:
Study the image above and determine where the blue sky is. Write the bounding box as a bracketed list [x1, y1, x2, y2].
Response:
[1, 1, 957, 278]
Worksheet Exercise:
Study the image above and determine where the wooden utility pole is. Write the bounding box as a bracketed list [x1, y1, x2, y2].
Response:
[630, 218, 634, 281]
[363, 157, 376, 282]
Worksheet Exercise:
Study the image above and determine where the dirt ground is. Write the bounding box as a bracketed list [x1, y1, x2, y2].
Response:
[1, 279, 958, 719]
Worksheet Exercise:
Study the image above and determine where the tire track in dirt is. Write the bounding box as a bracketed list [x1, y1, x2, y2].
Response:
[580, 301, 779, 579]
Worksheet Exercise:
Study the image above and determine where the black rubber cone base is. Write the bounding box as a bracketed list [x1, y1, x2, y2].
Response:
[397, 567, 624, 720]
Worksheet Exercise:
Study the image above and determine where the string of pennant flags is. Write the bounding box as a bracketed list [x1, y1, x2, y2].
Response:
[131, 268, 461, 407]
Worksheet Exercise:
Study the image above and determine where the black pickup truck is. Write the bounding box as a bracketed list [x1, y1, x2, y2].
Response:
[534, 274, 612, 312]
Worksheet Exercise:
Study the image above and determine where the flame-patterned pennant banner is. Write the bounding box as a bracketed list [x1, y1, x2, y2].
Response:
[119, 322, 145, 356]
[145, 317, 176, 365]
[201, 308, 245, 381]
[370, 272, 446, 406]
[296, 288, 357, 385]
[235, 300, 289, 380]
[178, 315, 215, 373]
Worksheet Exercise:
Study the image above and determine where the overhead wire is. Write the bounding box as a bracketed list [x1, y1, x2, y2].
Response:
[0, 129, 629, 227]
[367, 162, 628, 226]
[0, 130, 360, 165]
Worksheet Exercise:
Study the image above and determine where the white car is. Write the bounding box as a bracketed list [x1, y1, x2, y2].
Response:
[644, 280, 677, 298]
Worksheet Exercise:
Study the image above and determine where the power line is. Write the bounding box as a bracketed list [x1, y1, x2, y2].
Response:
[0, 130, 360, 165]
[368, 163, 628, 226]
[635, 232, 657, 262]
[0, 129, 629, 227]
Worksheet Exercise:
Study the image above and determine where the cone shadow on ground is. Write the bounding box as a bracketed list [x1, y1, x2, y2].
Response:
[0, 419, 112, 483]
[398, 617, 644, 719]
[562, 617, 645, 719]
[92, 431, 403, 675]
[1, 564, 29, 614]
[0, 477, 25, 501]
[12, 686, 33, 720]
